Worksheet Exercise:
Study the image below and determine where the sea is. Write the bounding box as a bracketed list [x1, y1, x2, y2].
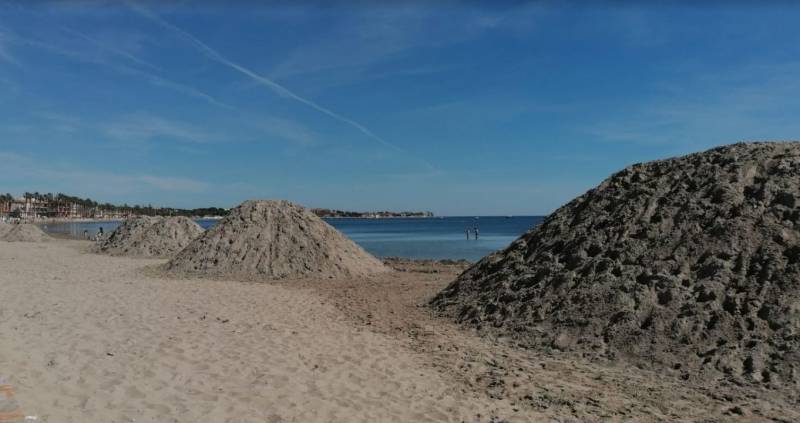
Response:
[41, 216, 544, 261]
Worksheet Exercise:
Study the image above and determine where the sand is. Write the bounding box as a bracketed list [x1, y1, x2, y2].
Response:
[1, 240, 798, 422]
[432, 142, 800, 388]
[0, 241, 497, 422]
[94, 216, 204, 258]
[166, 200, 387, 280]
[0, 224, 51, 242]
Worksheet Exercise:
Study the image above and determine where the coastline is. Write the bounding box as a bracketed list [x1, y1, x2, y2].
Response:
[320, 215, 438, 219]
[36, 216, 224, 224]
[37, 216, 541, 262]
[38, 218, 123, 224]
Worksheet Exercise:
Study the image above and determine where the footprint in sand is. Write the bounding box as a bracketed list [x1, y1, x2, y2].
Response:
[145, 402, 171, 414]
[125, 385, 146, 399]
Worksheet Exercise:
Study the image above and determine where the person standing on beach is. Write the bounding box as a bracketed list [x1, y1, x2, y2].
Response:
[474, 227, 479, 240]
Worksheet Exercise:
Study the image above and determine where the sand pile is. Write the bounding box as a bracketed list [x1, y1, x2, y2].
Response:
[0, 224, 51, 242]
[95, 216, 204, 258]
[165, 200, 388, 279]
[95, 216, 158, 252]
[432, 142, 800, 386]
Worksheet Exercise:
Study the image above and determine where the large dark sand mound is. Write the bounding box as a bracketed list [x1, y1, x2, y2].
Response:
[165, 200, 388, 279]
[432, 142, 800, 386]
[0, 224, 51, 242]
[95, 216, 203, 258]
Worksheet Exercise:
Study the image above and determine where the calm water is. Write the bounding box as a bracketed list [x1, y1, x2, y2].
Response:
[326, 216, 542, 260]
[42, 216, 543, 261]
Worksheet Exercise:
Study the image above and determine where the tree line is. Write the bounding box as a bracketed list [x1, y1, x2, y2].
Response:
[0, 192, 229, 217]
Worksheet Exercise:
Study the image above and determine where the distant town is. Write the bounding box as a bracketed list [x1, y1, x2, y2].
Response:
[310, 208, 434, 219]
[0, 192, 434, 221]
[0, 192, 227, 220]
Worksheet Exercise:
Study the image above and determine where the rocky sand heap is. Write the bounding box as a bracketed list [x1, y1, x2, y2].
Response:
[0, 224, 51, 242]
[95, 216, 204, 258]
[165, 200, 388, 280]
[432, 142, 800, 386]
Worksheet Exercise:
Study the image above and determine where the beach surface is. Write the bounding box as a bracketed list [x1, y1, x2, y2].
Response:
[1, 239, 797, 422]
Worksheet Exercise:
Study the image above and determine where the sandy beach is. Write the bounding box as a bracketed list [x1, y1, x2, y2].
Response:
[1, 238, 798, 422]
[4, 1, 800, 421]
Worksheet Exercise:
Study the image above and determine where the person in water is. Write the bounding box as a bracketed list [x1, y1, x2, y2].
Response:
[473, 227, 479, 240]
[465, 227, 471, 240]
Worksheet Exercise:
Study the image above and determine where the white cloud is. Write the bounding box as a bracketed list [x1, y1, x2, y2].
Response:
[0, 31, 19, 65]
[256, 117, 317, 146]
[0, 151, 28, 162]
[268, 2, 546, 81]
[25, 111, 219, 145]
[584, 61, 800, 151]
[102, 113, 216, 143]
[127, 1, 415, 158]
[60, 26, 160, 71]
[138, 175, 209, 192]
[3, 28, 235, 110]
[0, 150, 211, 195]
[101, 112, 320, 147]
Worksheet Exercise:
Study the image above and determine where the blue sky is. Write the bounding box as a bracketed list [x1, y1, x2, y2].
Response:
[1, 1, 799, 215]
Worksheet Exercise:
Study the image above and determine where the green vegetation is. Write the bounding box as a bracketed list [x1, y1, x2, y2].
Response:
[1, 192, 431, 219]
[0, 192, 230, 218]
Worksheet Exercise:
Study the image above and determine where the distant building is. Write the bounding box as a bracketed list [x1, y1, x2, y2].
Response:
[0, 196, 99, 220]
[0, 199, 11, 217]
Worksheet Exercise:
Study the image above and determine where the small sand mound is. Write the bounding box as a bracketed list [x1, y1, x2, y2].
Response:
[95, 216, 204, 258]
[432, 142, 800, 386]
[0, 224, 51, 242]
[165, 200, 388, 279]
[95, 216, 159, 252]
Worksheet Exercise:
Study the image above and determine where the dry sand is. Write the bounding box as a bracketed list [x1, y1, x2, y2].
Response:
[0, 224, 51, 243]
[1, 240, 797, 422]
[94, 216, 204, 258]
[166, 200, 387, 280]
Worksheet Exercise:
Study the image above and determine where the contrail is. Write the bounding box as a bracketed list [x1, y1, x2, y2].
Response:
[5, 29, 235, 111]
[60, 26, 162, 72]
[121, 65, 237, 111]
[126, 1, 407, 155]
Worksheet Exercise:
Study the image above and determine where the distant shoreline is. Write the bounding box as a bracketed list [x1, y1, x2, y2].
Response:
[35, 216, 224, 224]
[320, 215, 436, 219]
[35, 215, 539, 224]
